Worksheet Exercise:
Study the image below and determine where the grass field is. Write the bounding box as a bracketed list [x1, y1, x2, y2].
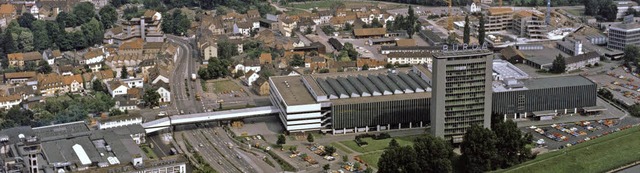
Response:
[288, 0, 341, 9]
[331, 142, 354, 154]
[497, 126, 640, 173]
[340, 135, 421, 153]
[206, 79, 242, 94]
[359, 151, 384, 169]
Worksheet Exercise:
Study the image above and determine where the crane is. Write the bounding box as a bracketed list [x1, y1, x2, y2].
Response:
[447, 0, 453, 31]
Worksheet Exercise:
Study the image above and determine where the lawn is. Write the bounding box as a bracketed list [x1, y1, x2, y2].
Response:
[206, 79, 242, 94]
[288, 0, 340, 10]
[331, 142, 354, 154]
[359, 151, 384, 169]
[496, 125, 640, 173]
[339, 135, 423, 153]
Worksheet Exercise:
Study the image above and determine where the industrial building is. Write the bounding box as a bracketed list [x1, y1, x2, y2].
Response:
[485, 7, 514, 32]
[430, 49, 494, 142]
[607, 19, 640, 50]
[269, 66, 433, 134]
[512, 10, 547, 39]
[492, 75, 598, 120]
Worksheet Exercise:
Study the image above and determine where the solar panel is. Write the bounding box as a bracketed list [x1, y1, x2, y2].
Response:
[347, 76, 371, 97]
[337, 77, 361, 98]
[398, 72, 424, 92]
[358, 75, 383, 96]
[316, 78, 338, 99]
[327, 78, 350, 98]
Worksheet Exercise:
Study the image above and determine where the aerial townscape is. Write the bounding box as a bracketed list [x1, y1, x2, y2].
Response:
[2, 0, 640, 172]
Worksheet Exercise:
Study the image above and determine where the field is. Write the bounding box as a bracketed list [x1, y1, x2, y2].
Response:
[287, 1, 402, 10]
[331, 142, 354, 154]
[359, 151, 384, 169]
[205, 79, 243, 94]
[497, 125, 640, 173]
[340, 135, 419, 153]
[287, 0, 340, 10]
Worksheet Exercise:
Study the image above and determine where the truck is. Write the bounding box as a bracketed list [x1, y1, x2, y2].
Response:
[191, 73, 196, 81]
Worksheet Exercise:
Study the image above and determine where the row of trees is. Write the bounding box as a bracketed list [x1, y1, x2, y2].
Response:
[385, 6, 419, 38]
[584, 0, 618, 22]
[161, 10, 191, 36]
[461, 14, 486, 44]
[377, 119, 534, 173]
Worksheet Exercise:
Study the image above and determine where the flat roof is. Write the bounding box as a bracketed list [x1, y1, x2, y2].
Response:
[524, 75, 594, 90]
[332, 91, 431, 105]
[270, 75, 317, 106]
[432, 49, 493, 59]
[493, 59, 529, 79]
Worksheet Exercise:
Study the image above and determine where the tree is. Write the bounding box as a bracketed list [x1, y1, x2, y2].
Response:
[385, 63, 394, 69]
[406, 6, 418, 37]
[217, 41, 239, 60]
[378, 145, 420, 173]
[342, 155, 348, 162]
[17, 30, 34, 52]
[460, 124, 498, 173]
[371, 18, 383, 28]
[343, 22, 353, 31]
[3, 28, 17, 53]
[110, 0, 128, 8]
[37, 60, 52, 74]
[627, 7, 639, 17]
[99, 5, 118, 29]
[46, 22, 62, 49]
[143, 88, 161, 108]
[388, 138, 400, 148]
[324, 146, 336, 156]
[289, 54, 305, 67]
[343, 43, 359, 60]
[463, 15, 470, 44]
[307, 133, 314, 143]
[81, 18, 105, 46]
[73, 2, 96, 24]
[478, 14, 486, 44]
[630, 104, 640, 117]
[18, 13, 36, 29]
[624, 45, 640, 63]
[493, 120, 533, 168]
[599, 1, 618, 22]
[276, 134, 286, 147]
[121, 66, 129, 79]
[56, 12, 77, 27]
[598, 88, 614, 100]
[32, 20, 51, 51]
[551, 54, 566, 73]
[92, 80, 106, 93]
[413, 136, 454, 173]
[323, 164, 330, 170]
[361, 64, 369, 71]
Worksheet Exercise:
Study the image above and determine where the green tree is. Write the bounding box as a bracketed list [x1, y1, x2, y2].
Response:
[99, 5, 118, 29]
[551, 54, 566, 73]
[324, 146, 336, 156]
[289, 54, 305, 67]
[17, 30, 34, 52]
[371, 18, 383, 28]
[343, 42, 359, 60]
[598, 88, 614, 100]
[276, 134, 286, 147]
[378, 145, 420, 173]
[344, 22, 352, 31]
[32, 20, 51, 51]
[361, 64, 369, 71]
[73, 2, 96, 24]
[46, 22, 62, 49]
[17, 13, 36, 29]
[413, 136, 454, 173]
[121, 66, 128, 79]
[630, 104, 640, 117]
[37, 60, 52, 74]
[493, 120, 533, 168]
[3, 28, 17, 53]
[342, 155, 348, 162]
[307, 133, 314, 143]
[478, 14, 486, 44]
[463, 15, 470, 44]
[81, 18, 105, 46]
[460, 124, 498, 173]
[92, 79, 106, 93]
[304, 26, 313, 35]
[56, 12, 77, 27]
[407, 6, 417, 38]
[624, 45, 640, 63]
[388, 138, 400, 148]
[110, 0, 128, 8]
[217, 41, 239, 59]
[143, 88, 161, 108]
[204, 58, 230, 79]
[323, 164, 330, 170]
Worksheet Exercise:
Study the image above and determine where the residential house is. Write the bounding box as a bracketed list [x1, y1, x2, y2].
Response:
[234, 59, 261, 74]
[42, 49, 62, 65]
[8, 52, 42, 68]
[0, 4, 16, 20]
[280, 67, 301, 76]
[228, 39, 245, 54]
[318, 10, 333, 24]
[103, 26, 125, 44]
[305, 56, 328, 70]
[106, 81, 129, 98]
[62, 74, 84, 93]
[143, 42, 164, 54]
[97, 69, 115, 82]
[280, 18, 297, 37]
[148, 66, 170, 85]
[565, 52, 601, 72]
[7, 83, 38, 100]
[119, 10, 165, 43]
[357, 57, 386, 70]
[4, 71, 36, 84]
[0, 95, 22, 110]
[113, 95, 140, 111]
[37, 73, 65, 96]
[298, 18, 317, 33]
[152, 81, 171, 103]
[386, 52, 432, 65]
[244, 70, 259, 86]
[122, 78, 144, 88]
[118, 38, 144, 55]
[247, 9, 260, 19]
[252, 77, 270, 96]
[82, 48, 106, 65]
[234, 21, 253, 36]
[58, 65, 75, 76]
[330, 15, 357, 29]
[91, 0, 109, 10]
[259, 53, 273, 65]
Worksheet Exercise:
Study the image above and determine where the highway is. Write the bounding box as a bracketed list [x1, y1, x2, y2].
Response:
[183, 127, 241, 173]
[167, 35, 205, 115]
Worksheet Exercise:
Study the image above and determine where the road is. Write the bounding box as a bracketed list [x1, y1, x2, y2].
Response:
[167, 35, 205, 115]
[183, 128, 240, 173]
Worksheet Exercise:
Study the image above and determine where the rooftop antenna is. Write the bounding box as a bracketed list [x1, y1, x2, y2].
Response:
[545, 0, 551, 25]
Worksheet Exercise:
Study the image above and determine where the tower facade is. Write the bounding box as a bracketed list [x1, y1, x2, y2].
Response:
[430, 47, 493, 142]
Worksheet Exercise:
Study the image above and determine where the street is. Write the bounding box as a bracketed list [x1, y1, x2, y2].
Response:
[167, 35, 206, 115]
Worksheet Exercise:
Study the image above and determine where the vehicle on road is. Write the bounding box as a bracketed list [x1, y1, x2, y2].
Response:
[180, 110, 184, 114]
[196, 93, 201, 101]
[191, 73, 197, 81]
[199, 143, 203, 147]
[158, 111, 167, 117]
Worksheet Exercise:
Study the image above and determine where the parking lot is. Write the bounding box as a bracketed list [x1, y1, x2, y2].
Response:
[587, 65, 640, 106]
[522, 117, 640, 150]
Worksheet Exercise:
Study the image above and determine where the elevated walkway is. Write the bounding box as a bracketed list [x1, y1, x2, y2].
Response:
[142, 106, 278, 133]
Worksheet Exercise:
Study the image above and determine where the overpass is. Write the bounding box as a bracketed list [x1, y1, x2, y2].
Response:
[142, 106, 279, 133]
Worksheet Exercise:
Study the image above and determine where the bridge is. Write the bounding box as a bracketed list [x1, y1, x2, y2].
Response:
[142, 106, 279, 133]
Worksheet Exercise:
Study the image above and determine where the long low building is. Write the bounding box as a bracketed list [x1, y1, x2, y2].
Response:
[269, 66, 433, 134]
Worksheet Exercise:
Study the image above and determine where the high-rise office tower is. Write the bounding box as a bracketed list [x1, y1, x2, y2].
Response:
[430, 48, 493, 142]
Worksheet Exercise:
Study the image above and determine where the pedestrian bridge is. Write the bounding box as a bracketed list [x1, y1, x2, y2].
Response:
[142, 106, 279, 133]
